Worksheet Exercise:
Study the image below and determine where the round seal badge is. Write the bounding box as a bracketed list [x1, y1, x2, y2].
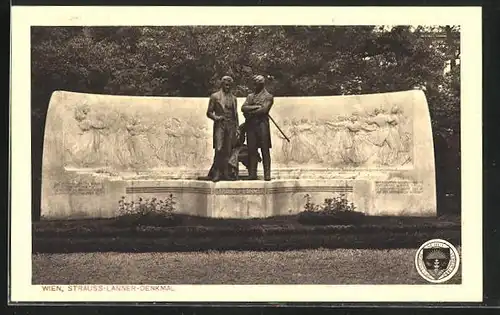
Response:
[415, 239, 460, 283]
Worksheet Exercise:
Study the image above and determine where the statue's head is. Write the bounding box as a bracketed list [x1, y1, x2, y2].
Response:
[220, 76, 233, 93]
[252, 74, 266, 90]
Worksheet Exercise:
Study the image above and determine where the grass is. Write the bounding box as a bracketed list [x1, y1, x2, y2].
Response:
[32, 248, 462, 285]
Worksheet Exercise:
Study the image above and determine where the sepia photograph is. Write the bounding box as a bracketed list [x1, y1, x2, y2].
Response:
[10, 6, 482, 303]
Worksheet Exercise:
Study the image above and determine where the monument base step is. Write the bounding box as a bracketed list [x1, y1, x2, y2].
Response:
[41, 176, 436, 219]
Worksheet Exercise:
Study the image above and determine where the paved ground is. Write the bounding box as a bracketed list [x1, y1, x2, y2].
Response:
[32, 248, 461, 285]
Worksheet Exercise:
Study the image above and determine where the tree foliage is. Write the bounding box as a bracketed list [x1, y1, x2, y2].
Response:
[31, 25, 460, 131]
[31, 25, 461, 217]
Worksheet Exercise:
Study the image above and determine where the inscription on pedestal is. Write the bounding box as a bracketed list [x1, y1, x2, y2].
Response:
[375, 181, 423, 194]
[126, 187, 210, 194]
[53, 182, 105, 195]
[126, 185, 353, 195]
[215, 188, 263, 195]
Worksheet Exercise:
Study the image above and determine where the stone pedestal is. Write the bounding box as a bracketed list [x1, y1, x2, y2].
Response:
[41, 171, 434, 219]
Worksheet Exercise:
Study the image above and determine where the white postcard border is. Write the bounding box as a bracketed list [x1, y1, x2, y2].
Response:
[10, 6, 483, 303]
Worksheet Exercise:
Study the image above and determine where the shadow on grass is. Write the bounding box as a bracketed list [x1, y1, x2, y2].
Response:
[33, 213, 460, 236]
[32, 213, 461, 253]
[35, 213, 460, 229]
[33, 230, 461, 253]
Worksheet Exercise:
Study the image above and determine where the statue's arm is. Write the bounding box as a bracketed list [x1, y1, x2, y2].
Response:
[206, 95, 221, 121]
[251, 96, 274, 116]
[241, 96, 260, 113]
[234, 98, 239, 127]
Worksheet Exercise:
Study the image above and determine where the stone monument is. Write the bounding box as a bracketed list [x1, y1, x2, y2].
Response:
[41, 89, 437, 219]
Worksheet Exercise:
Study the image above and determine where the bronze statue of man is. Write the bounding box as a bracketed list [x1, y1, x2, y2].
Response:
[206, 76, 239, 182]
[241, 75, 274, 181]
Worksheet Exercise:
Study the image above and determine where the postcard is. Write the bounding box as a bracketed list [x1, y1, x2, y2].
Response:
[10, 6, 482, 303]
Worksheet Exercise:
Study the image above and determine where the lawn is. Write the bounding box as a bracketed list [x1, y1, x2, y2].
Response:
[32, 248, 461, 285]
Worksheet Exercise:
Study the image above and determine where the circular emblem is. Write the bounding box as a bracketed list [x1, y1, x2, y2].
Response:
[415, 239, 460, 283]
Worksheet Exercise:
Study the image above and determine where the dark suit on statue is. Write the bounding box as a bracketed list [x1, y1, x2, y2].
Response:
[241, 88, 274, 180]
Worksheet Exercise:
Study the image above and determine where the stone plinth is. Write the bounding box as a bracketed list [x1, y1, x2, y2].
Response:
[42, 176, 433, 219]
[41, 90, 436, 219]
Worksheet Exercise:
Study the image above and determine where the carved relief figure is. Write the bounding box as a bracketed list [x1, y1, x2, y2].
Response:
[273, 104, 413, 168]
[70, 104, 112, 167]
[277, 119, 293, 162]
[325, 112, 378, 166]
[279, 118, 321, 164]
[112, 114, 211, 170]
[364, 105, 412, 165]
[123, 116, 155, 168]
[179, 122, 212, 166]
[163, 118, 183, 165]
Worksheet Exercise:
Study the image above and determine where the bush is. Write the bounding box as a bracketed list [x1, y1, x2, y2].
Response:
[115, 194, 182, 227]
[298, 194, 366, 225]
